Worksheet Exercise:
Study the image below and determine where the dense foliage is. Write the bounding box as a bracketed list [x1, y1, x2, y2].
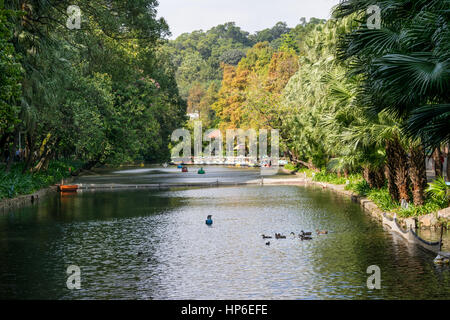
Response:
[0, 160, 82, 200]
[167, 5, 449, 217]
[1, 1, 449, 218]
[0, 0, 186, 177]
[166, 19, 325, 127]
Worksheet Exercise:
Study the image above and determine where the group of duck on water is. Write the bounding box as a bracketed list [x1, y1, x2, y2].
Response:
[205, 215, 328, 245]
[261, 230, 328, 245]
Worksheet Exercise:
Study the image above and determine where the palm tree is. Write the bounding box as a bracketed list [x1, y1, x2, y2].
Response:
[333, 0, 450, 204]
[409, 143, 427, 205]
[432, 147, 443, 178]
[322, 66, 387, 188]
[280, 18, 356, 170]
[333, 0, 450, 148]
[339, 112, 410, 202]
[446, 143, 450, 182]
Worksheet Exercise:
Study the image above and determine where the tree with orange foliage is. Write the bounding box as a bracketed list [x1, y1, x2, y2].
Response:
[213, 42, 298, 131]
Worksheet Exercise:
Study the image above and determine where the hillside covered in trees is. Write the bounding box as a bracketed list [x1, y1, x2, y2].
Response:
[1, 0, 449, 217]
[164, 18, 325, 127]
[166, 0, 450, 217]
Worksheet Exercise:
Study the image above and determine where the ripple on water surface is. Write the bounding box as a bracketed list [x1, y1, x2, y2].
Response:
[0, 181, 449, 299]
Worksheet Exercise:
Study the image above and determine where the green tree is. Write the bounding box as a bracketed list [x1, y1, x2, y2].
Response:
[0, 4, 22, 166]
[334, 0, 450, 148]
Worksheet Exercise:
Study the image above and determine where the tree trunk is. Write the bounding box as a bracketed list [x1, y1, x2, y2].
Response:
[343, 168, 349, 178]
[363, 166, 372, 187]
[446, 144, 450, 182]
[385, 139, 400, 202]
[296, 159, 320, 172]
[22, 132, 35, 173]
[409, 144, 426, 206]
[33, 137, 58, 173]
[386, 136, 410, 202]
[432, 147, 443, 177]
[363, 166, 385, 189]
[373, 167, 385, 189]
[0, 133, 9, 162]
[41, 148, 55, 171]
[287, 149, 320, 172]
[33, 148, 51, 172]
[393, 139, 410, 203]
[5, 131, 19, 173]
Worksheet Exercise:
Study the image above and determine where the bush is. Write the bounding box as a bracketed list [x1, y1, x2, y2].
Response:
[282, 164, 448, 218]
[0, 160, 82, 200]
[395, 197, 447, 218]
[366, 187, 399, 212]
[312, 169, 347, 184]
[426, 176, 449, 202]
[284, 163, 297, 171]
[348, 178, 448, 217]
[350, 180, 371, 196]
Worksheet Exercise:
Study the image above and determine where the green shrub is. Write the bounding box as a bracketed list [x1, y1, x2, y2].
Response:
[426, 176, 449, 202]
[351, 180, 371, 196]
[0, 160, 83, 200]
[284, 163, 297, 171]
[367, 187, 399, 211]
[312, 169, 348, 184]
[296, 167, 314, 177]
[395, 197, 447, 218]
[347, 177, 448, 217]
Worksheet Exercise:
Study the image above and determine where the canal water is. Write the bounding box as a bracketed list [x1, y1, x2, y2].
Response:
[0, 166, 449, 299]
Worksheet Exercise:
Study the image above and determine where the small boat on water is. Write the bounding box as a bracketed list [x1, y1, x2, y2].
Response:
[198, 167, 205, 174]
[58, 185, 78, 192]
[177, 164, 183, 169]
[182, 166, 188, 172]
[206, 215, 213, 225]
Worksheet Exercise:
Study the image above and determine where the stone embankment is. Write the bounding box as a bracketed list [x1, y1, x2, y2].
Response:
[281, 168, 449, 230]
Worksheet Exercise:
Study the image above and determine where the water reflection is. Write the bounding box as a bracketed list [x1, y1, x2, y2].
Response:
[0, 177, 449, 299]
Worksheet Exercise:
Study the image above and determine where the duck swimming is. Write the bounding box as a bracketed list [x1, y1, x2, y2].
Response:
[265, 241, 270, 246]
[275, 233, 286, 239]
[300, 235, 313, 241]
[262, 234, 272, 239]
[316, 229, 328, 235]
[300, 230, 312, 236]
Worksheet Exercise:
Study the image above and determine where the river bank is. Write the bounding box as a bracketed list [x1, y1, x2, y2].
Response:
[0, 185, 58, 210]
[280, 168, 450, 230]
[2, 172, 448, 299]
[2, 164, 449, 231]
[0, 160, 84, 210]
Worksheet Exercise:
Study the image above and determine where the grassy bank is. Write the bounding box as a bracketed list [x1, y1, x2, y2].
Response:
[285, 164, 449, 218]
[0, 160, 83, 201]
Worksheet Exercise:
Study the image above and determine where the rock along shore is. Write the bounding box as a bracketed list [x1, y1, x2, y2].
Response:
[280, 168, 449, 230]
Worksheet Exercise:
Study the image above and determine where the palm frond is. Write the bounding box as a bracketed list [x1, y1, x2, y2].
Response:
[406, 104, 450, 147]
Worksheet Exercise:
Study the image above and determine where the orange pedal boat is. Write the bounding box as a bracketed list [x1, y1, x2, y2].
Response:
[58, 185, 78, 192]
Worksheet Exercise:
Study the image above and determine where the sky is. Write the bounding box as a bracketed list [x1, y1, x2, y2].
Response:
[157, 0, 341, 39]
